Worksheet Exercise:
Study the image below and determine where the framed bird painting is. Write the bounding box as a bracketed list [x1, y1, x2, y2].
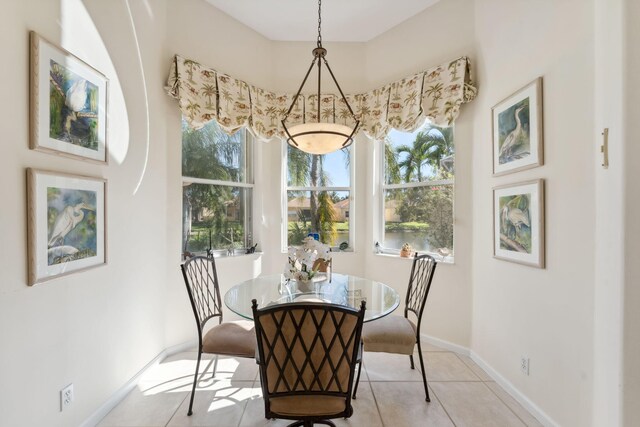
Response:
[492, 77, 543, 176]
[29, 31, 108, 163]
[27, 169, 107, 285]
[493, 179, 544, 268]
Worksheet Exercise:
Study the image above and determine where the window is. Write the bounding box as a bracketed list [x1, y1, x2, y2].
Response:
[284, 143, 353, 250]
[380, 122, 454, 258]
[182, 119, 253, 257]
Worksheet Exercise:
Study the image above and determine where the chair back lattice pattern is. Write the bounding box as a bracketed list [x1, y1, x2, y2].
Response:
[404, 253, 437, 322]
[252, 300, 365, 400]
[181, 256, 223, 331]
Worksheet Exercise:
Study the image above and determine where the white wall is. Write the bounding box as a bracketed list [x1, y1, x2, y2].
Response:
[362, 0, 476, 349]
[593, 0, 625, 424]
[162, 0, 275, 348]
[472, 0, 595, 425]
[622, 0, 640, 423]
[5, 0, 635, 425]
[0, 0, 171, 425]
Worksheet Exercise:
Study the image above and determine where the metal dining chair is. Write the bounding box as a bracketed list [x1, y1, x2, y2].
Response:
[180, 255, 256, 416]
[252, 299, 366, 427]
[353, 253, 437, 401]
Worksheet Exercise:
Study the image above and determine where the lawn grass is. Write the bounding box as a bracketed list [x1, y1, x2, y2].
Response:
[384, 222, 429, 231]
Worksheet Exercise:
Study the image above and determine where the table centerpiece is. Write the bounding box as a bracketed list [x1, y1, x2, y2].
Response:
[284, 237, 331, 290]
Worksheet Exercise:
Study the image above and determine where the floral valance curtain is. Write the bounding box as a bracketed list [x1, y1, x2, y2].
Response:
[165, 54, 477, 141]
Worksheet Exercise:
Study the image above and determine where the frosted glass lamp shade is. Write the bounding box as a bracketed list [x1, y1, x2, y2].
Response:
[286, 122, 355, 155]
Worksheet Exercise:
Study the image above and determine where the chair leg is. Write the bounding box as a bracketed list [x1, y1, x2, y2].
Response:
[353, 360, 362, 399]
[188, 350, 203, 416]
[415, 340, 430, 402]
[409, 354, 415, 369]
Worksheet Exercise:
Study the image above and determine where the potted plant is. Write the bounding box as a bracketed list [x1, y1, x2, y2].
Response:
[284, 237, 332, 286]
[400, 242, 413, 258]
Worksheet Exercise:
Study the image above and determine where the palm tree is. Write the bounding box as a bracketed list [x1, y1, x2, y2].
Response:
[404, 90, 418, 107]
[321, 108, 334, 122]
[221, 88, 232, 110]
[384, 138, 401, 185]
[182, 120, 243, 253]
[183, 59, 198, 83]
[287, 146, 349, 245]
[396, 126, 453, 182]
[201, 84, 217, 110]
[265, 106, 278, 126]
[425, 83, 444, 110]
[186, 101, 201, 121]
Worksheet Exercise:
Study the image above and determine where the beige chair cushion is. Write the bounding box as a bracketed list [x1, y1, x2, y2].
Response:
[203, 320, 256, 358]
[269, 395, 347, 417]
[361, 315, 416, 355]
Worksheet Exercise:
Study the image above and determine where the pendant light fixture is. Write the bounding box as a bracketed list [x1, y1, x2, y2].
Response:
[281, 0, 360, 155]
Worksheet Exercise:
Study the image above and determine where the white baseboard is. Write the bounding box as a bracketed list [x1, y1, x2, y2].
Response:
[419, 334, 555, 427]
[469, 350, 558, 427]
[420, 333, 471, 356]
[80, 340, 196, 427]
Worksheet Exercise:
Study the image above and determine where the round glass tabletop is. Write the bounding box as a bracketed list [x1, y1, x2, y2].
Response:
[224, 273, 400, 322]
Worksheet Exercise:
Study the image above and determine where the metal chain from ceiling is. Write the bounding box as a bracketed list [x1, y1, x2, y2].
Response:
[317, 0, 323, 47]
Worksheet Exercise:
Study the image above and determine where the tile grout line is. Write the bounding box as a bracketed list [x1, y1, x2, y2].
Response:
[419, 350, 459, 427]
[164, 391, 190, 427]
[237, 377, 259, 427]
[426, 384, 458, 427]
[452, 352, 484, 381]
[482, 382, 531, 427]
[452, 352, 531, 426]
[366, 375, 387, 427]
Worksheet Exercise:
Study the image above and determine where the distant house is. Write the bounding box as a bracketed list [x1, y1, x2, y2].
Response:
[384, 199, 401, 222]
[334, 198, 350, 221]
[224, 199, 240, 221]
[287, 196, 311, 220]
[288, 196, 351, 222]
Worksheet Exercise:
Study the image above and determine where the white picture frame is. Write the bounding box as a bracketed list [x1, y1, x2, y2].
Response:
[492, 77, 543, 176]
[493, 179, 545, 268]
[27, 168, 107, 285]
[30, 31, 108, 163]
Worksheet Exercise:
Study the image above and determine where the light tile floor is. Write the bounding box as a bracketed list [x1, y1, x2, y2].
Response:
[97, 345, 543, 427]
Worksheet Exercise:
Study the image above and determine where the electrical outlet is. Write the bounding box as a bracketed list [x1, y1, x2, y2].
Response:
[520, 357, 530, 376]
[60, 383, 74, 412]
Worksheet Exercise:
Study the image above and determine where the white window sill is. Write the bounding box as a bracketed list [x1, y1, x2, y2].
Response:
[373, 252, 454, 265]
[190, 250, 262, 259]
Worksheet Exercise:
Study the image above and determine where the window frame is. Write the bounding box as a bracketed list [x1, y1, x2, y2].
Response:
[377, 127, 455, 259]
[281, 141, 356, 252]
[181, 123, 255, 257]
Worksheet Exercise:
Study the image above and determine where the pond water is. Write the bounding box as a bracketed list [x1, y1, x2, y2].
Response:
[333, 230, 432, 252]
[382, 231, 431, 252]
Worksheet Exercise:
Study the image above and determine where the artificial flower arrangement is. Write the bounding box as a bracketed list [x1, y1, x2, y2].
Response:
[284, 236, 332, 282]
[400, 242, 413, 258]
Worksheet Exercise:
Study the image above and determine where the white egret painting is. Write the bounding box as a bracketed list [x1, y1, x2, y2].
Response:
[49, 60, 100, 150]
[492, 78, 543, 176]
[47, 188, 97, 265]
[30, 31, 108, 163]
[28, 169, 106, 285]
[493, 180, 544, 268]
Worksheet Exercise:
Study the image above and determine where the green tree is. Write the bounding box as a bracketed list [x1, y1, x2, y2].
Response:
[396, 126, 453, 182]
[393, 124, 454, 251]
[182, 120, 243, 252]
[287, 146, 349, 245]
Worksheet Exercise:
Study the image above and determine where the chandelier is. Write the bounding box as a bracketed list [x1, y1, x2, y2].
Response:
[281, 0, 360, 155]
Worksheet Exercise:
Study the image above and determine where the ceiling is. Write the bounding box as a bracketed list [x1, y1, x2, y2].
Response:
[204, 0, 441, 42]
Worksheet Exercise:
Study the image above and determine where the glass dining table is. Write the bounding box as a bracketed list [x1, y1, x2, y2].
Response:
[224, 273, 400, 322]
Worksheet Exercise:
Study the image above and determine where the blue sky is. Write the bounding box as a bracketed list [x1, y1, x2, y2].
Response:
[322, 124, 431, 186]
